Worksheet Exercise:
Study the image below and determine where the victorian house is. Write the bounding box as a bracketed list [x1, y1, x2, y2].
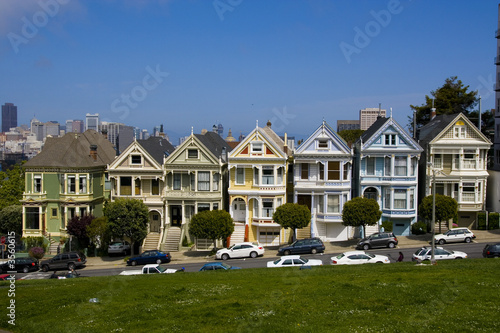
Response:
[107, 136, 175, 251]
[418, 113, 491, 229]
[353, 116, 423, 236]
[293, 121, 353, 241]
[163, 131, 231, 250]
[22, 130, 116, 250]
[228, 121, 290, 246]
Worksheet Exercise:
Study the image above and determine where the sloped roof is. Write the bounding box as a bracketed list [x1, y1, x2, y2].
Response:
[417, 113, 460, 147]
[194, 132, 232, 160]
[25, 130, 116, 168]
[261, 125, 285, 152]
[136, 136, 175, 165]
[360, 116, 389, 143]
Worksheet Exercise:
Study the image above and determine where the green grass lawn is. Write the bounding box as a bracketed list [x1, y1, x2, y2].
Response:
[1, 259, 499, 333]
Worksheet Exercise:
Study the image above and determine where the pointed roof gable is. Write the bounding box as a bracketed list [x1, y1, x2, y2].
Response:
[295, 120, 351, 155]
[229, 124, 287, 159]
[25, 130, 116, 168]
[358, 116, 422, 153]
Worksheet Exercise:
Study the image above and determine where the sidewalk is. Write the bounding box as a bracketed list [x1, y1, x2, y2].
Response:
[83, 229, 500, 268]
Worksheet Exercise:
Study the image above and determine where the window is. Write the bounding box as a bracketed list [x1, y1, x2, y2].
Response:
[26, 208, 40, 229]
[328, 161, 340, 180]
[277, 167, 283, 184]
[394, 189, 406, 209]
[120, 177, 132, 195]
[262, 168, 274, 185]
[262, 200, 274, 217]
[174, 174, 181, 190]
[80, 207, 87, 216]
[395, 157, 407, 176]
[213, 203, 219, 210]
[385, 134, 396, 145]
[68, 207, 76, 219]
[410, 158, 416, 176]
[213, 173, 220, 191]
[51, 208, 58, 217]
[131, 155, 142, 164]
[301, 163, 309, 180]
[251, 142, 263, 153]
[254, 168, 259, 185]
[152, 179, 160, 195]
[198, 172, 210, 191]
[318, 139, 328, 149]
[366, 157, 375, 175]
[384, 189, 391, 209]
[188, 149, 198, 159]
[67, 175, 76, 194]
[343, 163, 349, 180]
[190, 173, 195, 191]
[327, 195, 340, 213]
[454, 122, 466, 138]
[319, 163, 324, 180]
[198, 203, 210, 212]
[79, 176, 87, 194]
[135, 178, 141, 195]
[384, 157, 391, 176]
[409, 189, 415, 209]
[318, 195, 324, 213]
[236, 167, 245, 185]
[34, 175, 42, 193]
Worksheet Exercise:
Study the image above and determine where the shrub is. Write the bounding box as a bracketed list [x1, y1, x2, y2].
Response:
[23, 236, 47, 253]
[381, 221, 393, 232]
[488, 212, 499, 230]
[411, 221, 427, 235]
[478, 212, 487, 230]
[28, 246, 45, 260]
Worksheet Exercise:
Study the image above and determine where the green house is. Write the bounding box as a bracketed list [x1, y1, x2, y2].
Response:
[21, 130, 116, 244]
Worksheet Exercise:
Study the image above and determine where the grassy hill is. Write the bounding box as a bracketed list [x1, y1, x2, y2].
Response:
[1, 259, 499, 332]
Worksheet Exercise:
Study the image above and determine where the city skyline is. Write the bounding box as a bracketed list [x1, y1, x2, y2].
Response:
[0, 0, 497, 143]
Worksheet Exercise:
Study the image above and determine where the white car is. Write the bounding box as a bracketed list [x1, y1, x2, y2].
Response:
[267, 255, 323, 268]
[108, 241, 131, 256]
[331, 251, 390, 265]
[434, 228, 475, 245]
[216, 242, 265, 260]
[412, 247, 467, 261]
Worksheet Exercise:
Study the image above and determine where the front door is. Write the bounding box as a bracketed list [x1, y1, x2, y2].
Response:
[150, 212, 161, 233]
[297, 195, 312, 211]
[171, 206, 182, 227]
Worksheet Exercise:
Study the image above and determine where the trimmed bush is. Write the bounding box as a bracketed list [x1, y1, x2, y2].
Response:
[488, 212, 499, 230]
[478, 212, 487, 230]
[381, 221, 393, 232]
[28, 246, 45, 260]
[411, 221, 427, 235]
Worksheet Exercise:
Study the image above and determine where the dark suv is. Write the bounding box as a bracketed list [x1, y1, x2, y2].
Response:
[482, 243, 500, 258]
[278, 238, 325, 255]
[356, 232, 398, 250]
[40, 252, 87, 272]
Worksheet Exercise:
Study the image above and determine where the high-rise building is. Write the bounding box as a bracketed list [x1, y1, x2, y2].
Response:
[65, 120, 73, 134]
[2, 103, 18, 133]
[72, 120, 84, 133]
[359, 107, 386, 130]
[337, 120, 360, 132]
[86, 113, 99, 131]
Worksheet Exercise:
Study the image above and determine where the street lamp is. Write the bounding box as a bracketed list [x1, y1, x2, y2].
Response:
[427, 162, 436, 264]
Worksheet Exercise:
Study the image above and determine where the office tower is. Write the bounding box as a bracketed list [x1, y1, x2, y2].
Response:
[72, 120, 84, 133]
[337, 120, 360, 132]
[2, 103, 18, 133]
[86, 113, 99, 131]
[65, 120, 73, 133]
[359, 107, 386, 130]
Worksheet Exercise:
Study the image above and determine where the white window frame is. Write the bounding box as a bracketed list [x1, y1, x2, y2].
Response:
[366, 157, 375, 176]
[67, 175, 76, 194]
[394, 189, 406, 209]
[236, 167, 245, 185]
[79, 175, 87, 194]
[251, 142, 263, 153]
[131, 155, 142, 165]
[327, 195, 340, 213]
[262, 167, 274, 185]
[262, 199, 274, 218]
[197, 171, 210, 191]
[34, 175, 42, 193]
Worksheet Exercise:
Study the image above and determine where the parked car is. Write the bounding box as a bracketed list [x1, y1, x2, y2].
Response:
[126, 250, 171, 266]
[356, 232, 398, 250]
[0, 274, 14, 281]
[331, 251, 390, 265]
[277, 238, 325, 255]
[40, 252, 87, 272]
[0, 257, 39, 273]
[108, 241, 131, 256]
[267, 255, 323, 268]
[482, 243, 500, 258]
[199, 262, 241, 271]
[216, 242, 265, 260]
[412, 246, 467, 261]
[434, 228, 475, 245]
[120, 264, 181, 275]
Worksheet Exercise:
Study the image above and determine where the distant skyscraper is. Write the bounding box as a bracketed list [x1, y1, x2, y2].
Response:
[65, 120, 73, 134]
[73, 120, 84, 133]
[217, 123, 223, 137]
[2, 103, 18, 132]
[86, 113, 99, 131]
[359, 107, 386, 130]
[337, 120, 360, 132]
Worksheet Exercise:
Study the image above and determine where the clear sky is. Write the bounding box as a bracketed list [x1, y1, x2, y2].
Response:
[0, 0, 498, 144]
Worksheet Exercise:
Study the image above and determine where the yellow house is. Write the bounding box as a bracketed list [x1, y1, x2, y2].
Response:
[228, 121, 291, 246]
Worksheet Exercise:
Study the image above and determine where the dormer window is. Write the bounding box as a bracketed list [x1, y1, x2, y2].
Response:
[188, 149, 198, 159]
[131, 155, 142, 164]
[251, 142, 263, 153]
[385, 134, 396, 145]
[318, 139, 328, 149]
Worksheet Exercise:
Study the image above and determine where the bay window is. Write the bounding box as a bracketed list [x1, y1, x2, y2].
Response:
[327, 195, 340, 213]
[395, 157, 407, 176]
[394, 189, 406, 209]
[198, 172, 210, 191]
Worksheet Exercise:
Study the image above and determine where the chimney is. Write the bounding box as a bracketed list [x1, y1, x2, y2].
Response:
[90, 145, 98, 160]
[101, 129, 108, 140]
[283, 132, 288, 155]
[267, 120, 272, 128]
[430, 99, 436, 120]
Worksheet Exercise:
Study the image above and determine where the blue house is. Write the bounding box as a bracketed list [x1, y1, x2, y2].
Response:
[353, 115, 423, 236]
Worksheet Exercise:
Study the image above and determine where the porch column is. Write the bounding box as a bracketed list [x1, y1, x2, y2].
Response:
[310, 191, 315, 237]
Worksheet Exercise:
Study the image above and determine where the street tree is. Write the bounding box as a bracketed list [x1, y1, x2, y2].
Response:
[338, 129, 365, 148]
[66, 214, 94, 249]
[0, 163, 25, 210]
[418, 194, 458, 233]
[342, 197, 382, 238]
[410, 76, 478, 130]
[86, 216, 111, 252]
[104, 198, 149, 256]
[273, 203, 311, 241]
[189, 210, 234, 250]
[0, 205, 22, 236]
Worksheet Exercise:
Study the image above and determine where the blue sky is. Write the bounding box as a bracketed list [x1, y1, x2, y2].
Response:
[0, 0, 498, 144]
